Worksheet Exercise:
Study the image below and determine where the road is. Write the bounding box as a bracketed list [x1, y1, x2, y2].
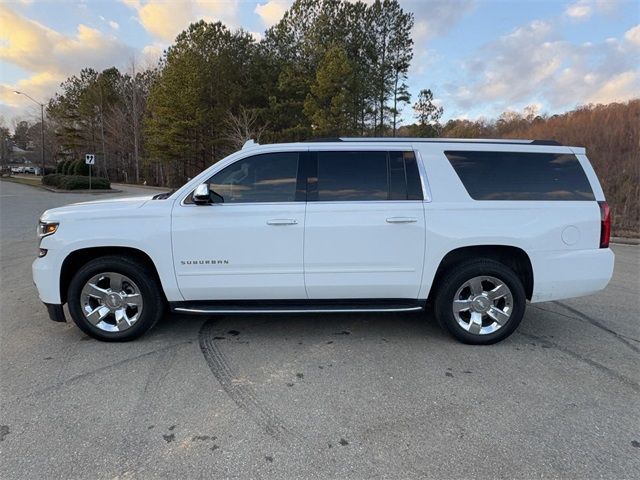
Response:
[1, 180, 639, 479]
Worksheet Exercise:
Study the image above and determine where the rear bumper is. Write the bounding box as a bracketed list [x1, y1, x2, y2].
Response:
[529, 248, 615, 303]
[44, 303, 66, 322]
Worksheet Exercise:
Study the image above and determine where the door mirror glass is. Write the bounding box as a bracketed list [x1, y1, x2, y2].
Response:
[192, 183, 224, 205]
[192, 184, 212, 204]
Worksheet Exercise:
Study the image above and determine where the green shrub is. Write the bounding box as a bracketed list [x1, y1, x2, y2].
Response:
[73, 159, 90, 176]
[58, 175, 110, 190]
[56, 160, 68, 174]
[42, 174, 110, 190]
[43, 174, 64, 187]
[62, 160, 74, 175]
[66, 159, 79, 175]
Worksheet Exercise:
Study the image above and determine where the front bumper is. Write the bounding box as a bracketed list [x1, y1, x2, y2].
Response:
[32, 254, 62, 304]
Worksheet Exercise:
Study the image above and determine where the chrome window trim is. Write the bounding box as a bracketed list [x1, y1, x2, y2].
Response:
[180, 200, 303, 207]
[180, 146, 432, 206]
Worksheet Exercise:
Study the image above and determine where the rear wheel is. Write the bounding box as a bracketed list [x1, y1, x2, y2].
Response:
[434, 259, 526, 345]
[67, 256, 163, 341]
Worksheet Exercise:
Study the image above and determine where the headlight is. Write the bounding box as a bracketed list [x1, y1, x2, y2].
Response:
[38, 221, 59, 238]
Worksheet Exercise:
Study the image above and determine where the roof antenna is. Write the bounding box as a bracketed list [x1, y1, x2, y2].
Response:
[242, 139, 258, 149]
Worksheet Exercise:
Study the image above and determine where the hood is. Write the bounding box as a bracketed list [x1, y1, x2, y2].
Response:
[40, 195, 154, 222]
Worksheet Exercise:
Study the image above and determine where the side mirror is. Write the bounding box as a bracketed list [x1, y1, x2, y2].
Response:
[192, 184, 212, 204]
[192, 184, 224, 205]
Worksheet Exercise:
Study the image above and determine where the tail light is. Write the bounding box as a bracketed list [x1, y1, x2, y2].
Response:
[598, 201, 611, 248]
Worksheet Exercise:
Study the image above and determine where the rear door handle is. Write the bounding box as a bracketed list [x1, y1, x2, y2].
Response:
[267, 219, 298, 226]
[386, 217, 417, 224]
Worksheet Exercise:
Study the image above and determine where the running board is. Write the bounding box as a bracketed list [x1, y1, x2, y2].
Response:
[170, 299, 425, 315]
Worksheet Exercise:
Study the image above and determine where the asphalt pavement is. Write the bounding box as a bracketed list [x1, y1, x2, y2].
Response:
[1, 180, 639, 479]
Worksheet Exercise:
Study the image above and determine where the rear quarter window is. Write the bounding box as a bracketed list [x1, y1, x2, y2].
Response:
[445, 151, 595, 201]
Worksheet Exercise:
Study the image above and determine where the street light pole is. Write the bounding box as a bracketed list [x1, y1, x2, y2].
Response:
[14, 91, 45, 176]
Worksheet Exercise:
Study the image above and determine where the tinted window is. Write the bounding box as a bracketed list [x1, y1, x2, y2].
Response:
[389, 151, 423, 201]
[445, 151, 594, 201]
[316, 151, 388, 201]
[205, 153, 299, 203]
[388, 152, 407, 200]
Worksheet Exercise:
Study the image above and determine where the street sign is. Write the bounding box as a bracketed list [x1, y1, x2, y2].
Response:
[85, 154, 95, 165]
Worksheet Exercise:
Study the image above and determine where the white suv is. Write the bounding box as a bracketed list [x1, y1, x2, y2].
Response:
[32, 138, 614, 344]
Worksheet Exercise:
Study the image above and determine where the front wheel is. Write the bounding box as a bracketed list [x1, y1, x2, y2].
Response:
[67, 256, 164, 341]
[433, 259, 526, 345]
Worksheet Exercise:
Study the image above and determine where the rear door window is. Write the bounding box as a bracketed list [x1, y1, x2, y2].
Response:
[445, 151, 594, 201]
[311, 151, 423, 202]
[316, 151, 388, 201]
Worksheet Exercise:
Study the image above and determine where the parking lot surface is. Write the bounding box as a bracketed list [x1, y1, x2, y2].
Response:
[1, 180, 639, 479]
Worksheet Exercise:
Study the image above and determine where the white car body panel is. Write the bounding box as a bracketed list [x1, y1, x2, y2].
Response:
[172, 202, 306, 300]
[304, 200, 426, 298]
[34, 196, 182, 304]
[32, 139, 614, 311]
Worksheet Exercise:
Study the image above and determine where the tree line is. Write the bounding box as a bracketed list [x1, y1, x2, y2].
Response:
[9, 0, 436, 187]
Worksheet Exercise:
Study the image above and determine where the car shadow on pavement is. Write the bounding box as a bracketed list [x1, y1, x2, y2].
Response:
[151, 309, 452, 346]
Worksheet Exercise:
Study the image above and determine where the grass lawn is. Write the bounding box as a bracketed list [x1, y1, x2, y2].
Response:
[0, 176, 43, 187]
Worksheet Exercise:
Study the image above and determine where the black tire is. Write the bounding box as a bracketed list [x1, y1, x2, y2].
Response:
[67, 255, 164, 341]
[433, 259, 526, 345]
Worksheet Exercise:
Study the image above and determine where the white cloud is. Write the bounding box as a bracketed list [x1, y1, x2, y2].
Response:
[447, 19, 640, 112]
[410, 0, 475, 44]
[254, 0, 291, 28]
[121, 0, 240, 41]
[586, 70, 639, 104]
[0, 5, 132, 112]
[407, 0, 475, 105]
[0, 72, 60, 110]
[141, 43, 164, 66]
[565, 0, 620, 20]
[565, 0, 592, 19]
[624, 24, 640, 46]
[109, 20, 120, 30]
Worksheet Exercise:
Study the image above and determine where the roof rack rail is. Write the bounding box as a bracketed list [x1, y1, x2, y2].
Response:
[339, 137, 566, 146]
[298, 137, 564, 146]
[302, 137, 344, 142]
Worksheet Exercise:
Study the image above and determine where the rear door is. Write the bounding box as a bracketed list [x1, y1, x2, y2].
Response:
[304, 148, 426, 299]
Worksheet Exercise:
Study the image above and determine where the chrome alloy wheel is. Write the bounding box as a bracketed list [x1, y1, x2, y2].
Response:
[452, 276, 513, 335]
[80, 272, 143, 332]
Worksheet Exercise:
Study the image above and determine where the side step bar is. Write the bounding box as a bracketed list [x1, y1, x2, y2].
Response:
[170, 299, 425, 315]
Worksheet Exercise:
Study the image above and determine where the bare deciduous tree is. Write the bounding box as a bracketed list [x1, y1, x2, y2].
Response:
[223, 107, 268, 151]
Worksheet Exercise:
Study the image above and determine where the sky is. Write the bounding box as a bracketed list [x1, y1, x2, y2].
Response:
[1, 0, 639, 128]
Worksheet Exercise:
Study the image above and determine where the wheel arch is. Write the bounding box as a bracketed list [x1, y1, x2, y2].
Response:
[59, 246, 165, 304]
[429, 245, 534, 301]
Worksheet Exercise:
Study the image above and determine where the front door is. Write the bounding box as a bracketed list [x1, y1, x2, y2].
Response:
[304, 149, 426, 299]
[171, 152, 307, 300]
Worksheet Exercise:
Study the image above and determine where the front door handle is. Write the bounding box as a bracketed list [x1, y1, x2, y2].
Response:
[386, 217, 417, 224]
[267, 219, 298, 226]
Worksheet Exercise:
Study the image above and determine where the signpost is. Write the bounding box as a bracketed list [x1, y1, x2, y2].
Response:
[85, 154, 95, 190]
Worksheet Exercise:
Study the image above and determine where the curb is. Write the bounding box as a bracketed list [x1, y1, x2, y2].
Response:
[40, 186, 122, 194]
[111, 182, 169, 191]
[611, 237, 640, 246]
